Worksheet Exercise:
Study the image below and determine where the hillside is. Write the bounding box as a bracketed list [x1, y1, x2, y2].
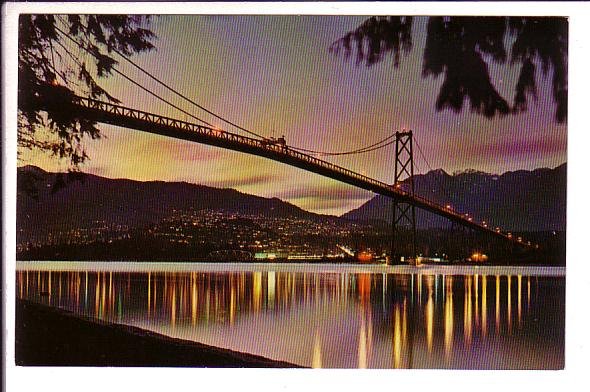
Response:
[17, 166, 325, 245]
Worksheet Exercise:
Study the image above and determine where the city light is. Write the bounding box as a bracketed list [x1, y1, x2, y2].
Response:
[357, 251, 374, 263]
[470, 252, 488, 262]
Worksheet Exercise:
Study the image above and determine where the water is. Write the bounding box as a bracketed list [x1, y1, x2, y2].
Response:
[16, 261, 565, 369]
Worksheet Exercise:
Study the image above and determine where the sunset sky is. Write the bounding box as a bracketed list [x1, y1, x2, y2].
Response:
[20, 15, 567, 215]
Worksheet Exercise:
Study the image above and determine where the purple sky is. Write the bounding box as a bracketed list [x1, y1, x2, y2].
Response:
[21, 15, 567, 215]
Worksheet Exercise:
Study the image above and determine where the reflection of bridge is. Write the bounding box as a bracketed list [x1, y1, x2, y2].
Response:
[28, 85, 534, 258]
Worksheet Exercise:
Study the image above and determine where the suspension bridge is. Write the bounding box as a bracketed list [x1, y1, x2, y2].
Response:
[26, 84, 534, 252]
[21, 19, 538, 262]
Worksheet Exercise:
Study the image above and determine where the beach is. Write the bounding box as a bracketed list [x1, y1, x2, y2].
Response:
[15, 299, 301, 368]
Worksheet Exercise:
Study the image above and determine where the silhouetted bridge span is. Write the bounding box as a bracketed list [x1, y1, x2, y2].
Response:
[29, 91, 531, 249]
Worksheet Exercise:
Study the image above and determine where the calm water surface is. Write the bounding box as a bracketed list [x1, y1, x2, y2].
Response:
[16, 262, 565, 369]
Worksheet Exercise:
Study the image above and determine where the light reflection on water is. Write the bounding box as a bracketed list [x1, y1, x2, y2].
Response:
[16, 263, 564, 369]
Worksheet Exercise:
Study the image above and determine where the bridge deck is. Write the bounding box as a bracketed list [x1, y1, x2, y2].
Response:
[29, 91, 532, 248]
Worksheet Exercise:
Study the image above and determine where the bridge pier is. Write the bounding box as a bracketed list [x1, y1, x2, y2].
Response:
[390, 131, 417, 265]
[449, 221, 469, 261]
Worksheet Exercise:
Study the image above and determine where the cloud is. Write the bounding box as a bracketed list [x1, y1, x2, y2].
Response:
[473, 136, 566, 158]
[271, 183, 373, 215]
[290, 196, 372, 217]
[153, 140, 227, 162]
[205, 173, 281, 188]
[83, 165, 112, 178]
[274, 183, 372, 201]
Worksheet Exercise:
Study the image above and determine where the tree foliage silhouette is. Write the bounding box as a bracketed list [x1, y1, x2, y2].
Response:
[18, 15, 156, 168]
[330, 16, 567, 123]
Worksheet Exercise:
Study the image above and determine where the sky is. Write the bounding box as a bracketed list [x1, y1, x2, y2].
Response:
[19, 15, 567, 216]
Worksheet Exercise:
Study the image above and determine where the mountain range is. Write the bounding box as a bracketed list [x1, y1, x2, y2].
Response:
[16, 165, 324, 244]
[17, 163, 566, 245]
[342, 163, 567, 232]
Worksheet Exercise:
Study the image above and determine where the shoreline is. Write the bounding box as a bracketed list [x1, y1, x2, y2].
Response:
[16, 260, 566, 276]
[15, 299, 302, 367]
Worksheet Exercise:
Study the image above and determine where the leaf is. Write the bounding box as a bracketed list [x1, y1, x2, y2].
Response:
[424, 17, 510, 117]
[330, 16, 413, 68]
[333, 16, 567, 123]
[17, 14, 156, 175]
[513, 58, 537, 113]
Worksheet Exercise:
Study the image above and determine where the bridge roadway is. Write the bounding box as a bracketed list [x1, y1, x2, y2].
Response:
[30, 91, 531, 248]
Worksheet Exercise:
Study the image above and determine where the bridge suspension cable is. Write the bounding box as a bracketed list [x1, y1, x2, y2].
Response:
[56, 16, 266, 140]
[290, 133, 397, 156]
[413, 137, 437, 174]
[53, 24, 215, 128]
[108, 46, 267, 139]
[102, 28, 404, 156]
[54, 17, 409, 157]
[413, 136, 462, 208]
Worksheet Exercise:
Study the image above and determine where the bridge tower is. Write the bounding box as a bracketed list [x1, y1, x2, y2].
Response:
[390, 130, 417, 264]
